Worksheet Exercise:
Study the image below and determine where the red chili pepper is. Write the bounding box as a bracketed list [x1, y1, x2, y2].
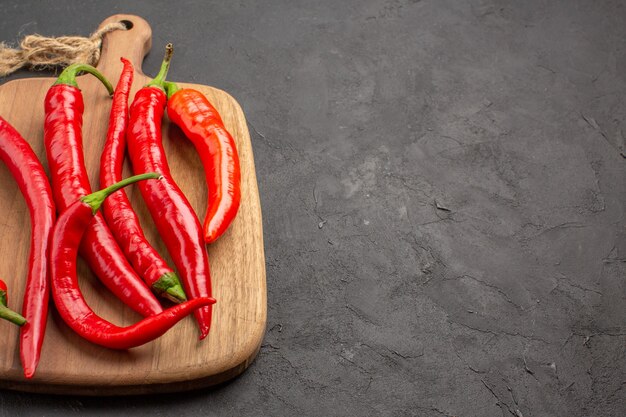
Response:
[100, 58, 186, 303]
[165, 82, 241, 243]
[44, 64, 163, 317]
[127, 45, 213, 338]
[51, 173, 216, 349]
[0, 116, 55, 378]
[0, 278, 27, 327]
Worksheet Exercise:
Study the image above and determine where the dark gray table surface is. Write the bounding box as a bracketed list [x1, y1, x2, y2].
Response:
[1, 1, 624, 416]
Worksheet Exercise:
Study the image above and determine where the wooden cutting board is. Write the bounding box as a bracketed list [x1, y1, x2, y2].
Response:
[0, 14, 266, 395]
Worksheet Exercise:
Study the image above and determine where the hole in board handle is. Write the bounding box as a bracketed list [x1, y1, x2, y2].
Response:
[119, 20, 134, 30]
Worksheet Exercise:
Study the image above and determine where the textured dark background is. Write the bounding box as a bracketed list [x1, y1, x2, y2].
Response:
[1, 1, 625, 416]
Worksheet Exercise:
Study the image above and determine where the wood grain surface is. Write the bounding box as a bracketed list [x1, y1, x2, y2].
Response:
[0, 14, 266, 395]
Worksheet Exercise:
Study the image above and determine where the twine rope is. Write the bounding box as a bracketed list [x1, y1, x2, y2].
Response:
[0, 22, 126, 77]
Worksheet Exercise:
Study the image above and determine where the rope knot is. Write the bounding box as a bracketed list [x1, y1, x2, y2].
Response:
[0, 22, 126, 77]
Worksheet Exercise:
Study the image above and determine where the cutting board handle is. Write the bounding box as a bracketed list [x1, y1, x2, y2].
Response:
[96, 14, 153, 82]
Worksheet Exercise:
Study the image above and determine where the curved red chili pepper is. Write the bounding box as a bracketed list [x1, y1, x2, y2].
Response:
[100, 58, 186, 303]
[127, 45, 213, 338]
[0, 278, 27, 327]
[0, 116, 55, 377]
[44, 64, 163, 317]
[51, 173, 216, 349]
[165, 83, 241, 243]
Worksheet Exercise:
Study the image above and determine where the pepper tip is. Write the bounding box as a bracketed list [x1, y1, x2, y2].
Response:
[204, 232, 217, 244]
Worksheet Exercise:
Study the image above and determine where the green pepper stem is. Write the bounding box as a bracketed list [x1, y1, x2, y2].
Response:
[146, 43, 173, 90]
[82, 173, 161, 214]
[164, 81, 181, 99]
[152, 272, 188, 303]
[54, 64, 114, 96]
[0, 305, 27, 326]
